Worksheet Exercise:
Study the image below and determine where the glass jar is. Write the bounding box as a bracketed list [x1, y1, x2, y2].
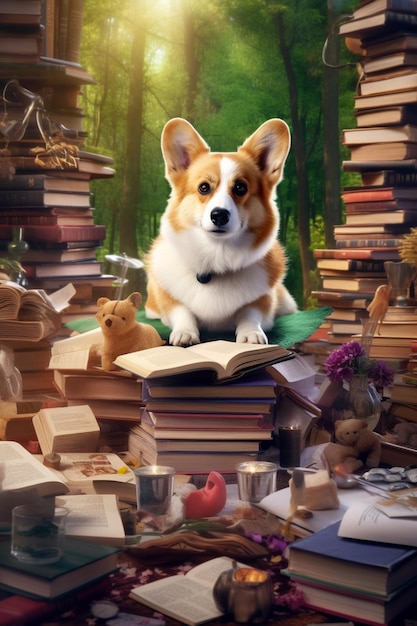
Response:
[331, 374, 382, 433]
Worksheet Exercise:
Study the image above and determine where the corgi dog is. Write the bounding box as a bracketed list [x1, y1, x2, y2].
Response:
[145, 117, 298, 346]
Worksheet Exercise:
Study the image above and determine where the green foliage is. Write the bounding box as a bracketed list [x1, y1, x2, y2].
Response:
[80, 0, 358, 301]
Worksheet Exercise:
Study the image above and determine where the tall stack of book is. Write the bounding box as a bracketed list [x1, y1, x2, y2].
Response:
[308, 0, 417, 372]
[0, 0, 44, 65]
[0, 1, 116, 308]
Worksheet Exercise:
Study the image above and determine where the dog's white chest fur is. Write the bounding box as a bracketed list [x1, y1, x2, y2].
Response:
[150, 233, 270, 328]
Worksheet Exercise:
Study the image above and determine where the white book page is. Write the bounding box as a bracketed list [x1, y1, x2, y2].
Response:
[338, 500, 417, 547]
[56, 493, 125, 546]
[0, 440, 66, 491]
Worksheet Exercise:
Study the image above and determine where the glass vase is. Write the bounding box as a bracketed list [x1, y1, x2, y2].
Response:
[331, 375, 382, 433]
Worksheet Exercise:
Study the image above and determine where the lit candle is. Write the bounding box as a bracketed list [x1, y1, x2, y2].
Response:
[235, 461, 278, 503]
[134, 465, 175, 515]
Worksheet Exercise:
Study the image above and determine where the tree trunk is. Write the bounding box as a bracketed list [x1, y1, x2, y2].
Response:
[118, 12, 146, 260]
[274, 10, 313, 307]
[182, 0, 200, 122]
[323, 1, 342, 248]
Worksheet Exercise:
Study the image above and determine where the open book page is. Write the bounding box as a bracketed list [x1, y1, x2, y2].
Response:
[129, 556, 241, 625]
[55, 493, 126, 547]
[0, 441, 69, 523]
[39, 283, 76, 313]
[32, 405, 100, 454]
[0, 282, 74, 323]
[338, 500, 417, 547]
[114, 340, 292, 381]
[257, 485, 373, 536]
[49, 327, 103, 370]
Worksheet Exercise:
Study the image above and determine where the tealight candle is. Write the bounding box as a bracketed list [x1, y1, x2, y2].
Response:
[235, 461, 278, 503]
[134, 465, 175, 515]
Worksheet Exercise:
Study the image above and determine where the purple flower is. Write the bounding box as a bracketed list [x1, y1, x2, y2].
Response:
[324, 340, 393, 386]
[369, 361, 394, 388]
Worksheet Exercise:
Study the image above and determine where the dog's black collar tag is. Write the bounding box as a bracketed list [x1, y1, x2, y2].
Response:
[196, 273, 212, 284]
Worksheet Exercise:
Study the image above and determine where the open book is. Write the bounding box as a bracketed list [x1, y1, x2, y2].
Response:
[0, 282, 75, 341]
[0, 441, 69, 523]
[32, 405, 100, 454]
[338, 499, 417, 547]
[48, 327, 103, 370]
[129, 556, 244, 625]
[55, 493, 126, 547]
[114, 340, 292, 382]
[43, 451, 135, 495]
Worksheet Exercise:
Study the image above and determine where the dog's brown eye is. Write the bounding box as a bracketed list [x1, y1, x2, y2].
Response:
[198, 182, 211, 195]
[233, 181, 247, 196]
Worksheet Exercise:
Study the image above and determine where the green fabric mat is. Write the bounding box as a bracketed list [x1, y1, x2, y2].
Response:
[65, 306, 332, 348]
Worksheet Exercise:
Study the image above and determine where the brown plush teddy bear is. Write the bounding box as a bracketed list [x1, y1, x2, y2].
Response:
[96, 292, 165, 370]
[324, 418, 381, 473]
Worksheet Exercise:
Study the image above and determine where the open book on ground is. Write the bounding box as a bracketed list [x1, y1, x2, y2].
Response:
[41, 451, 135, 494]
[129, 556, 246, 625]
[0, 441, 69, 523]
[114, 340, 293, 382]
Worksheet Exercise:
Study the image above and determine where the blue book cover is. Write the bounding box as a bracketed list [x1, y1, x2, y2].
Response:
[287, 521, 417, 596]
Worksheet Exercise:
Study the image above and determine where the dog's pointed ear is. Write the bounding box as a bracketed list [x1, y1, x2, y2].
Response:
[161, 118, 210, 183]
[239, 119, 291, 185]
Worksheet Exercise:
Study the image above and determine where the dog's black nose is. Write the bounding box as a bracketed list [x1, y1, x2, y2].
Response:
[105, 318, 112, 327]
[210, 208, 230, 227]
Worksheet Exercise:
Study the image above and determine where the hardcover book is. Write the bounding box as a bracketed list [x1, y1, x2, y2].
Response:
[287, 520, 417, 595]
[0, 537, 118, 599]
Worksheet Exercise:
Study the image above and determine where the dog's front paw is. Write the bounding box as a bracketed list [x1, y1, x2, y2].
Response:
[236, 328, 268, 344]
[170, 328, 201, 346]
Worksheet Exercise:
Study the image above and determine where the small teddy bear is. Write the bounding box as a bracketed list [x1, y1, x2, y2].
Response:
[96, 291, 165, 370]
[324, 418, 381, 473]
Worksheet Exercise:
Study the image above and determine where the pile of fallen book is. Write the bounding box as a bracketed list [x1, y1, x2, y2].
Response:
[48, 332, 304, 473]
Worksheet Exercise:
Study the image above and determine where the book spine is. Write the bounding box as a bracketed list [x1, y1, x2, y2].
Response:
[0, 190, 51, 207]
[0, 176, 46, 190]
[342, 190, 395, 203]
[362, 171, 417, 186]
[0, 224, 106, 243]
[335, 239, 402, 248]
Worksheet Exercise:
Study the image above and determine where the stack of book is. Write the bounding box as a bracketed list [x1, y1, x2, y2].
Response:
[0, 282, 75, 396]
[48, 328, 146, 450]
[309, 0, 417, 369]
[285, 520, 417, 625]
[113, 340, 293, 473]
[0, 3, 116, 306]
[0, 0, 44, 65]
